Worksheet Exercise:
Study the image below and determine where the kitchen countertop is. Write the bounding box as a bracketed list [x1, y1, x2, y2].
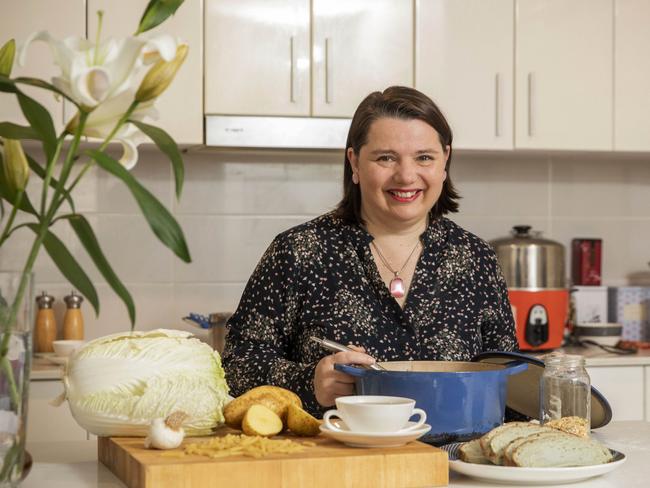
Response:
[31, 356, 63, 380]
[21, 421, 650, 488]
[29, 345, 650, 384]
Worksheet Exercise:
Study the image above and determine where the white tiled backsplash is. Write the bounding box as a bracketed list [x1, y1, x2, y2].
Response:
[2, 147, 650, 340]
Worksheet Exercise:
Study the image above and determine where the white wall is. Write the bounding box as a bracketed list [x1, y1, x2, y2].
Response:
[2, 146, 649, 340]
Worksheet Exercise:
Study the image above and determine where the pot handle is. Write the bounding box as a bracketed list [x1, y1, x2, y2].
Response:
[334, 364, 369, 377]
[503, 361, 528, 376]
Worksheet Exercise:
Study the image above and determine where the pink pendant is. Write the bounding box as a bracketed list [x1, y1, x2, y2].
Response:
[389, 276, 405, 298]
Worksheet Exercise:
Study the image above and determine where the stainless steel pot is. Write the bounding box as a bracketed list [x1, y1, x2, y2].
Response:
[490, 225, 566, 289]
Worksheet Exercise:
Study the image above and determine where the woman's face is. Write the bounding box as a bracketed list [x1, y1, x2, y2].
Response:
[348, 117, 450, 230]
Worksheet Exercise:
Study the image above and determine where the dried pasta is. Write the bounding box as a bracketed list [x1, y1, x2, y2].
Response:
[174, 434, 311, 459]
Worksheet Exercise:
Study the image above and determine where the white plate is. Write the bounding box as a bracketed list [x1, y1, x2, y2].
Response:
[444, 442, 626, 485]
[319, 420, 431, 448]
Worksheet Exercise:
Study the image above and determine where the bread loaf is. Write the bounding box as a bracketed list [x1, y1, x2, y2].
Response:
[458, 421, 613, 468]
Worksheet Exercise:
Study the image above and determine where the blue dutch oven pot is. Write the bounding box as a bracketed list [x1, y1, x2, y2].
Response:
[334, 360, 528, 445]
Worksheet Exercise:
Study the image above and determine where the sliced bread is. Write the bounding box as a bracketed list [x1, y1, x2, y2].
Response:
[459, 439, 492, 464]
[502, 431, 566, 466]
[478, 422, 530, 457]
[512, 434, 613, 467]
[484, 423, 556, 465]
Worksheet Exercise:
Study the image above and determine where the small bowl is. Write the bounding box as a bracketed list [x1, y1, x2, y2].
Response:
[52, 340, 85, 357]
[574, 322, 623, 346]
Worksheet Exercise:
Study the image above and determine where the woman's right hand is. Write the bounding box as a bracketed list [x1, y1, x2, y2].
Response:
[313, 345, 376, 407]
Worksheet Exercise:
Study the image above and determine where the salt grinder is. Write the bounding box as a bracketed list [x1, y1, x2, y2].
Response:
[34, 291, 56, 353]
[63, 291, 84, 340]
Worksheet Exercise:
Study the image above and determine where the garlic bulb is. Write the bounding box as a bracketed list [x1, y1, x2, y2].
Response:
[144, 411, 189, 449]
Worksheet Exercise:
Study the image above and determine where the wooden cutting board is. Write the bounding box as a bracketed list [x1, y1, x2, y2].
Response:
[98, 428, 448, 488]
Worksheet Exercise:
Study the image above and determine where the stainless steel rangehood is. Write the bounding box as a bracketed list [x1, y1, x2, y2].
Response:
[204, 115, 352, 150]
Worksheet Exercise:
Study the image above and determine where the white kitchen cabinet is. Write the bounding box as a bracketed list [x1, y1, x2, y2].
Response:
[88, 0, 203, 144]
[204, 0, 310, 117]
[587, 366, 645, 421]
[312, 0, 413, 118]
[0, 0, 85, 133]
[515, 0, 613, 150]
[416, 0, 514, 150]
[614, 0, 650, 151]
[27, 380, 93, 443]
[205, 0, 413, 119]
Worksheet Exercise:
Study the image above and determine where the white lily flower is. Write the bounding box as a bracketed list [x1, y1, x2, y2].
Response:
[67, 90, 157, 170]
[18, 31, 177, 109]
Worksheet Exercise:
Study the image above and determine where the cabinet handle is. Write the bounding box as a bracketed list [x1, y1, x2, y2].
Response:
[290, 36, 295, 103]
[494, 73, 500, 137]
[527, 72, 534, 137]
[325, 37, 332, 104]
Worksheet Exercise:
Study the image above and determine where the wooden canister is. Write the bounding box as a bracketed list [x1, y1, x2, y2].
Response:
[63, 291, 84, 340]
[34, 291, 57, 353]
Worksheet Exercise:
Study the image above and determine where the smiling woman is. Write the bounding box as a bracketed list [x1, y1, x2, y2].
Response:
[222, 86, 518, 417]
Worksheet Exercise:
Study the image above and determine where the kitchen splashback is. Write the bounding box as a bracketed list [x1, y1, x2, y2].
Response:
[2, 148, 649, 340]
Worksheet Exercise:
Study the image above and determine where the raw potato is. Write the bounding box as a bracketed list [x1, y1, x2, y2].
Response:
[223, 385, 301, 429]
[287, 403, 321, 436]
[261, 386, 302, 409]
[242, 404, 283, 437]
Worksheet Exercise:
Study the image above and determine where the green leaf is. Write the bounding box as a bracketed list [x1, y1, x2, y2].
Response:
[87, 149, 191, 263]
[25, 151, 75, 212]
[136, 0, 184, 34]
[0, 122, 41, 140]
[15, 77, 80, 108]
[130, 120, 184, 199]
[16, 91, 57, 163]
[27, 223, 99, 316]
[0, 39, 16, 77]
[0, 151, 38, 215]
[63, 214, 136, 327]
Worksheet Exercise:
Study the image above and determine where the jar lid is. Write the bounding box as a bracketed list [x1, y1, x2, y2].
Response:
[472, 351, 611, 428]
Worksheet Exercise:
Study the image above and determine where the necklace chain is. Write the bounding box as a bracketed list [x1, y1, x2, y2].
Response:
[371, 239, 421, 277]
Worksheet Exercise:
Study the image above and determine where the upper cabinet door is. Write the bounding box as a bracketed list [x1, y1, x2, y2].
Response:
[312, 0, 414, 118]
[416, 0, 514, 150]
[515, 0, 613, 150]
[88, 0, 203, 144]
[614, 0, 650, 151]
[0, 0, 85, 133]
[204, 0, 310, 117]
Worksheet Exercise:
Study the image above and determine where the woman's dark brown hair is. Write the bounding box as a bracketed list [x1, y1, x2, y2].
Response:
[334, 86, 460, 224]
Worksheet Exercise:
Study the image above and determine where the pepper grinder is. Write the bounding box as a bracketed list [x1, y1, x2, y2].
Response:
[63, 291, 84, 340]
[34, 291, 57, 353]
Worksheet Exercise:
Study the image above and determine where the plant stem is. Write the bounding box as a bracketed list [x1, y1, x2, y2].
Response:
[0, 356, 19, 408]
[40, 136, 65, 216]
[0, 190, 23, 247]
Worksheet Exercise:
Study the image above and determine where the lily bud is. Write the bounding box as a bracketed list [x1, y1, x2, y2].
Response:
[2, 139, 30, 192]
[135, 43, 188, 103]
[0, 39, 16, 76]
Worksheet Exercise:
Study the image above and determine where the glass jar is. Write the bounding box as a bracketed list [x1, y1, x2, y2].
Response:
[540, 353, 591, 431]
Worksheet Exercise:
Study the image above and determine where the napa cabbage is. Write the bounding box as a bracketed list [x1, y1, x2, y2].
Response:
[63, 329, 230, 436]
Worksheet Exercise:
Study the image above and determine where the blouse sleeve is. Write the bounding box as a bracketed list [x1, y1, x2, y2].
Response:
[221, 235, 321, 415]
[479, 251, 519, 352]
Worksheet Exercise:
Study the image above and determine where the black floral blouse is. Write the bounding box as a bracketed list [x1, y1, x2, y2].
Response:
[222, 212, 517, 416]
